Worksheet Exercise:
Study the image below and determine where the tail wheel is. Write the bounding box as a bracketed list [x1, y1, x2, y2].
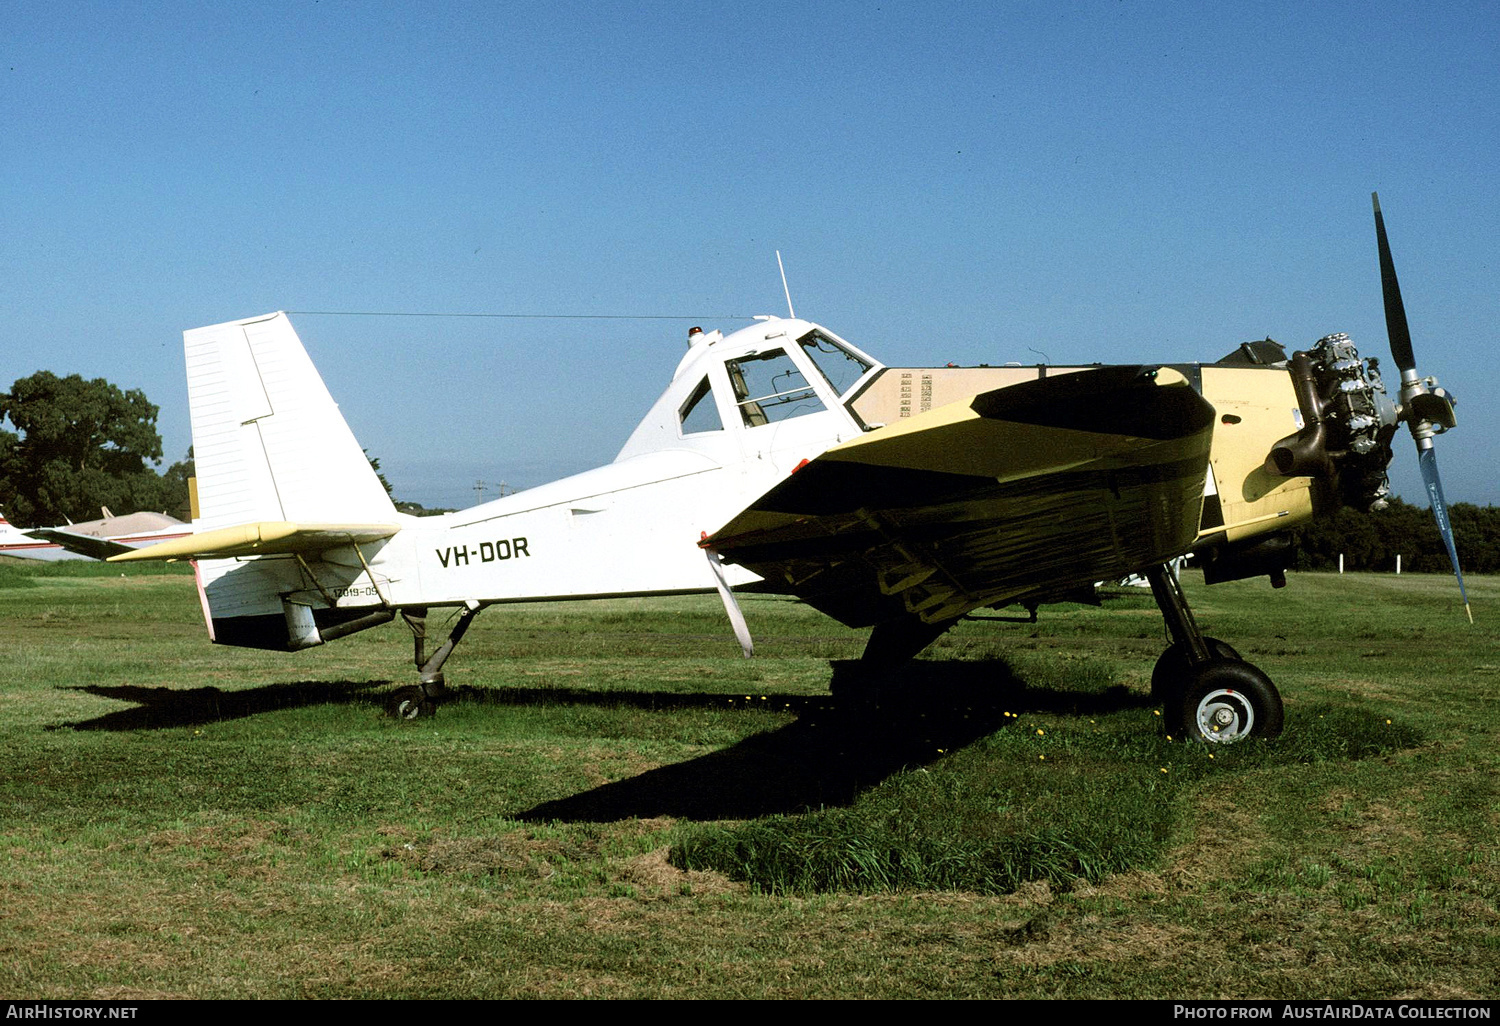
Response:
[1167, 660, 1283, 743]
[390, 686, 431, 720]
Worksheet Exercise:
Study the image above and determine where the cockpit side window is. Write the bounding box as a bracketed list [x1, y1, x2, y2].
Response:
[678, 375, 723, 435]
[725, 349, 826, 427]
[798, 331, 872, 395]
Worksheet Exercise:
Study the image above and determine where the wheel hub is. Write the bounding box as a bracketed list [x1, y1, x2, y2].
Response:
[1194, 688, 1254, 743]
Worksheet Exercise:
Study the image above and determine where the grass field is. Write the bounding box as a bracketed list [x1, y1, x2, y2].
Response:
[1, 559, 1495, 999]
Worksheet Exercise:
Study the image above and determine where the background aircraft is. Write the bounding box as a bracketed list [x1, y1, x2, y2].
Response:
[0, 508, 189, 561]
[115, 198, 1465, 743]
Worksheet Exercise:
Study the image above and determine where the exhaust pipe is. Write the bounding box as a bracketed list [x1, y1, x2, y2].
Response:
[1266, 351, 1334, 478]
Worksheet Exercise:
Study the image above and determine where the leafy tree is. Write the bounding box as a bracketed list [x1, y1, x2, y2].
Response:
[0, 371, 165, 526]
[153, 448, 195, 521]
[364, 449, 394, 498]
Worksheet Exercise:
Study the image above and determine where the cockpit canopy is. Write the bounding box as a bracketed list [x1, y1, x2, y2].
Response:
[616, 318, 881, 462]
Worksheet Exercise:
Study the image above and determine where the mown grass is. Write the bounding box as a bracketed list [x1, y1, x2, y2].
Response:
[0, 557, 1495, 998]
[672, 704, 1424, 894]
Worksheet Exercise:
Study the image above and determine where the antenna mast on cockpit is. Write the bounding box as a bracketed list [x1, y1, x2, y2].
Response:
[776, 251, 796, 319]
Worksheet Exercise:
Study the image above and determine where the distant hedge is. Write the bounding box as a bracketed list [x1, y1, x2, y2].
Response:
[1291, 497, 1500, 573]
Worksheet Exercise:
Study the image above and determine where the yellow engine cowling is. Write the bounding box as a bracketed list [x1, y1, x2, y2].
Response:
[1193, 333, 1397, 584]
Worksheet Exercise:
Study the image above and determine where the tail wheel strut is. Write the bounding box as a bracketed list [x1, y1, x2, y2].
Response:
[389, 600, 482, 718]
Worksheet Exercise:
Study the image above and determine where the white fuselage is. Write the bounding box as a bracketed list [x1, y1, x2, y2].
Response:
[0, 516, 84, 560]
[194, 317, 879, 624]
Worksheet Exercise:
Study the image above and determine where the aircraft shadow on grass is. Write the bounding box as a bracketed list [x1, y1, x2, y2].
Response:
[52, 658, 1148, 819]
[52, 679, 394, 731]
[515, 658, 1148, 822]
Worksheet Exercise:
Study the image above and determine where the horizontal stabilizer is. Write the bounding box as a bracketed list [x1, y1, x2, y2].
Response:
[24, 529, 135, 561]
[108, 521, 401, 562]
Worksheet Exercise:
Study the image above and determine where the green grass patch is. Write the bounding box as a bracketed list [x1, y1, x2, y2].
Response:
[672, 704, 1423, 894]
[0, 571, 1495, 998]
[0, 555, 192, 580]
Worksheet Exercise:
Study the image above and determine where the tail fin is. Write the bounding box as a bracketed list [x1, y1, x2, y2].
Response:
[186, 312, 398, 528]
[132, 313, 404, 650]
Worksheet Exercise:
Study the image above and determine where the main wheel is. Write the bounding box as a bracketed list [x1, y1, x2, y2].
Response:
[1168, 660, 1283, 743]
[1150, 637, 1241, 706]
[390, 686, 431, 720]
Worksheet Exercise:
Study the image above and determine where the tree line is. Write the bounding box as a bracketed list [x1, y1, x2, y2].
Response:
[1290, 497, 1500, 574]
[0, 371, 447, 527]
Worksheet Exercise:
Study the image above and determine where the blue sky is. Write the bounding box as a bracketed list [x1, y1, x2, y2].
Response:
[4, 1, 1496, 510]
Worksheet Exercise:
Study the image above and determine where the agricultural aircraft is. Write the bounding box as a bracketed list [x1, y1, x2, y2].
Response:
[112, 196, 1468, 742]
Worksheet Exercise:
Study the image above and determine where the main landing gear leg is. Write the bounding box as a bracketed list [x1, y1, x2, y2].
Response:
[1144, 563, 1283, 743]
[830, 614, 956, 703]
[390, 601, 483, 720]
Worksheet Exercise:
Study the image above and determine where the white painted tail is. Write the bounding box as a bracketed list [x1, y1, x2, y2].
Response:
[185, 312, 397, 529]
[179, 313, 402, 649]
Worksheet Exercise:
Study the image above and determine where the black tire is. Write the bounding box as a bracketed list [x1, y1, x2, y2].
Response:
[1150, 637, 1241, 706]
[1167, 660, 1283, 743]
[390, 686, 430, 720]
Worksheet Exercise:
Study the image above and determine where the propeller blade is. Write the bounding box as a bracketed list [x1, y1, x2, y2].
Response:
[1373, 192, 1417, 373]
[1418, 447, 1473, 624]
[1372, 195, 1470, 621]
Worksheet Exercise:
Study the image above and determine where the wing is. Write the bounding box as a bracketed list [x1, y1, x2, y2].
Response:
[705, 365, 1215, 626]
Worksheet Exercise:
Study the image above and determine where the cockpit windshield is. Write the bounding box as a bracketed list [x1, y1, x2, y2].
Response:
[798, 331, 872, 396]
[725, 349, 826, 427]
